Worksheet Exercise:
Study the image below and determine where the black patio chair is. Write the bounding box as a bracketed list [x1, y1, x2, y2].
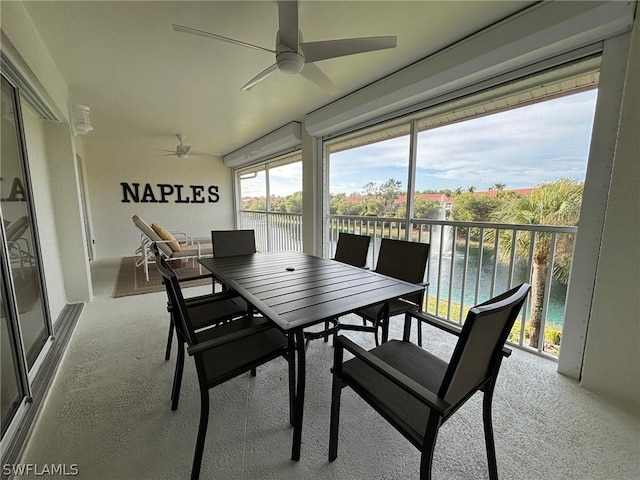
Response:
[211, 229, 257, 257]
[333, 232, 371, 268]
[338, 238, 430, 345]
[328, 283, 531, 480]
[304, 233, 372, 347]
[155, 250, 294, 480]
[151, 243, 247, 363]
[210, 229, 257, 292]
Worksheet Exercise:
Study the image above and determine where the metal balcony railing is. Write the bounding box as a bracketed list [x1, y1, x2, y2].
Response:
[239, 210, 303, 253]
[327, 215, 578, 358]
[238, 210, 575, 358]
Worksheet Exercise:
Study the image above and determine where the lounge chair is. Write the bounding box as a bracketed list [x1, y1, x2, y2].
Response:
[132, 214, 213, 281]
[5, 216, 34, 270]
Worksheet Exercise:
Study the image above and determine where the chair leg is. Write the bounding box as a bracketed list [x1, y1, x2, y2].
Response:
[323, 320, 330, 342]
[483, 389, 499, 480]
[403, 313, 412, 341]
[250, 368, 257, 377]
[165, 317, 174, 361]
[143, 245, 150, 281]
[419, 417, 440, 480]
[190, 386, 210, 480]
[171, 340, 185, 410]
[381, 317, 390, 343]
[288, 336, 296, 426]
[402, 313, 423, 346]
[291, 330, 306, 461]
[328, 374, 343, 461]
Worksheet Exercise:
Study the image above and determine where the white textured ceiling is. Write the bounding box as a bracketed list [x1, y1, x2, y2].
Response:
[23, 1, 535, 156]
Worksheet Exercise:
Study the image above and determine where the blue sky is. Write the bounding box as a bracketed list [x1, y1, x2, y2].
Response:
[330, 90, 597, 194]
[243, 89, 597, 197]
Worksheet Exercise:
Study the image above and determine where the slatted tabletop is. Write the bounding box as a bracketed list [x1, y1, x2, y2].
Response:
[199, 251, 424, 332]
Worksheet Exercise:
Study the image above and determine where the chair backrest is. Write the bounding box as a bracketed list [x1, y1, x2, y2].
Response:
[132, 214, 173, 256]
[375, 238, 430, 283]
[151, 243, 197, 346]
[333, 233, 371, 268]
[439, 283, 531, 406]
[211, 230, 256, 257]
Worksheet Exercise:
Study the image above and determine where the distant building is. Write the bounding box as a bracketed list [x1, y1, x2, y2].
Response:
[337, 188, 535, 216]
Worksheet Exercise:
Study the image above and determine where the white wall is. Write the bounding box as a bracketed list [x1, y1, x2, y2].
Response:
[43, 121, 92, 302]
[581, 14, 640, 414]
[82, 139, 235, 260]
[20, 106, 68, 321]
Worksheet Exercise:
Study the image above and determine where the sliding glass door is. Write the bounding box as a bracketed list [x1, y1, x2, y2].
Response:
[0, 287, 26, 437]
[1, 75, 51, 434]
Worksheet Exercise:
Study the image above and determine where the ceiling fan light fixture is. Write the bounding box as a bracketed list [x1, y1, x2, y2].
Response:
[277, 51, 304, 74]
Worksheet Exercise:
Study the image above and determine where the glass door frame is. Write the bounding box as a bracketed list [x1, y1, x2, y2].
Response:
[1, 74, 54, 439]
[0, 227, 31, 438]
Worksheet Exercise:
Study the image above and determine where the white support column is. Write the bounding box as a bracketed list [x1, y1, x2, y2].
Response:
[301, 124, 320, 256]
[558, 31, 633, 380]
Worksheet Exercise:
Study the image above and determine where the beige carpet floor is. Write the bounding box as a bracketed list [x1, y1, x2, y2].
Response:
[113, 256, 213, 298]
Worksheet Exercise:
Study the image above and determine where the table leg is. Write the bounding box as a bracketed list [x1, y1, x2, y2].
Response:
[291, 329, 306, 461]
[287, 334, 296, 426]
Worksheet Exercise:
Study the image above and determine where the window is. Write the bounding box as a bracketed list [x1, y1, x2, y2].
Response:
[324, 57, 599, 357]
[237, 151, 303, 252]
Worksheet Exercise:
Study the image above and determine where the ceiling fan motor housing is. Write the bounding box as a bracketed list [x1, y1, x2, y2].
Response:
[276, 51, 304, 74]
[276, 40, 304, 74]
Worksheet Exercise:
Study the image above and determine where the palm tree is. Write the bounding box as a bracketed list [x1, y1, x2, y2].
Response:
[489, 182, 506, 194]
[490, 178, 583, 348]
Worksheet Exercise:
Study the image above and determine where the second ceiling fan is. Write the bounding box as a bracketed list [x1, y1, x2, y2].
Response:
[172, 0, 397, 93]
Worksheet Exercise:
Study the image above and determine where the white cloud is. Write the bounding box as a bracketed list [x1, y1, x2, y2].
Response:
[244, 91, 597, 197]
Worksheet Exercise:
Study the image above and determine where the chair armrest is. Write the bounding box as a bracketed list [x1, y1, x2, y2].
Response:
[177, 273, 214, 283]
[185, 290, 240, 306]
[167, 290, 241, 310]
[170, 230, 188, 240]
[187, 321, 273, 356]
[409, 311, 462, 336]
[407, 311, 511, 357]
[335, 335, 451, 415]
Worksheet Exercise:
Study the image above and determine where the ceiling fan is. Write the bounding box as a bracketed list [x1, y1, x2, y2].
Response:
[155, 134, 215, 158]
[172, 0, 397, 93]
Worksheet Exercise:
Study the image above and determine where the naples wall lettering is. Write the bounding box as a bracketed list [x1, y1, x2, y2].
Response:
[0, 177, 26, 202]
[121, 182, 220, 204]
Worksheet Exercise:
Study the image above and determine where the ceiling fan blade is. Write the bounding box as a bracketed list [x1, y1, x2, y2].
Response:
[277, 0, 298, 50]
[172, 24, 275, 54]
[241, 63, 279, 91]
[300, 63, 339, 94]
[154, 148, 177, 153]
[301, 36, 397, 63]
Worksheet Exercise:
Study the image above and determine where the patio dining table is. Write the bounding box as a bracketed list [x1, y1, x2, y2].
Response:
[198, 250, 424, 461]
